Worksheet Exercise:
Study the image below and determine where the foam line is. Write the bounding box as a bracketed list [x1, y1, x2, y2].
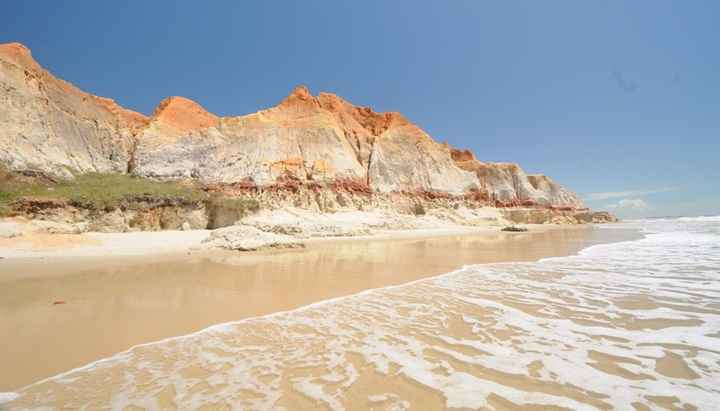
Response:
[9, 218, 719, 410]
[0, 393, 19, 404]
[16, 225, 638, 391]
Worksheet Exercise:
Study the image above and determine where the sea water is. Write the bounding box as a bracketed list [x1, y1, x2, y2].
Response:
[4, 217, 720, 410]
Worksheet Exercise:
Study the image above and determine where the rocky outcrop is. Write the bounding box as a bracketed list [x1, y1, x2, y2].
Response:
[526, 174, 582, 207]
[0, 42, 612, 225]
[239, 209, 373, 238]
[202, 225, 303, 251]
[572, 210, 618, 224]
[0, 43, 147, 178]
[450, 149, 583, 208]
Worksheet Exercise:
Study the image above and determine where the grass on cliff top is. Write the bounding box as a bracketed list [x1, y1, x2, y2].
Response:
[0, 170, 207, 214]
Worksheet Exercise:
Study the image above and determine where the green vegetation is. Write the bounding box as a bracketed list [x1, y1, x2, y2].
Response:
[207, 195, 260, 215]
[0, 192, 13, 216]
[0, 167, 266, 226]
[501, 225, 528, 232]
[206, 194, 261, 229]
[0, 169, 206, 214]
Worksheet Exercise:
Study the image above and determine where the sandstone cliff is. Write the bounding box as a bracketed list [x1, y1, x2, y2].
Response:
[0, 42, 609, 226]
[450, 149, 583, 208]
[134, 85, 479, 194]
[0, 43, 147, 178]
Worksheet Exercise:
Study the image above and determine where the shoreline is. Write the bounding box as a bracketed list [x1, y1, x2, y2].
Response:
[0, 224, 641, 390]
[0, 223, 578, 269]
[0, 224, 595, 283]
[0, 203, 614, 260]
[0, 224, 517, 260]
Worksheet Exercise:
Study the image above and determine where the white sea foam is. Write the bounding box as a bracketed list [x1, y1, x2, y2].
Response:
[0, 392, 19, 404]
[6, 218, 720, 410]
[677, 215, 720, 222]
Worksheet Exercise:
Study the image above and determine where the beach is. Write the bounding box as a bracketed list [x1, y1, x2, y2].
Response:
[2, 219, 719, 410]
[0, 225, 633, 392]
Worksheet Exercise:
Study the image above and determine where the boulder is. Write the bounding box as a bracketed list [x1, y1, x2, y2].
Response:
[574, 211, 618, 224]
[202, 225, 304, 251]
[240, 209, 372, 238]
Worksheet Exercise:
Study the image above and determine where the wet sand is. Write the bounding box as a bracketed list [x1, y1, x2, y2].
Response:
[0, 225, 639, 391]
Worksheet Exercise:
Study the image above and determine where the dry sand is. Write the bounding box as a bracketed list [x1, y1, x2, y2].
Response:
[0, 228, 213, 258]
[0, 225, 639, 391]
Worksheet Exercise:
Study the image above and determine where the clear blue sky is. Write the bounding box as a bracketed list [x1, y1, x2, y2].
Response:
[2, 1, 718, 218]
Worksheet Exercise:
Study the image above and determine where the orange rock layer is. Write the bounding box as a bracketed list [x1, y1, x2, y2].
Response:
[0, 42, 585, 210]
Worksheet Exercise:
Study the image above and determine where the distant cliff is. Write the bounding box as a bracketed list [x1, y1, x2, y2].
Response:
[0, 42, 611, 225]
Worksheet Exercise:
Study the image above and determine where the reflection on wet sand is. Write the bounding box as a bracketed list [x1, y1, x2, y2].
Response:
[0, 227, 620, 390]
[6, 219, 719, 410]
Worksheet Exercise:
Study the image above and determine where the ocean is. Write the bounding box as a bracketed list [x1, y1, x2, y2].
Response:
[3, 217, 719, 410]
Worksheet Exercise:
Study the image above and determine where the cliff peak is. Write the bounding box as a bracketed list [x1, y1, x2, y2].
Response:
[0, 42, 31, 56]
[289, 85, 312, 99]
[0, 42, 41, 71]
[450, 148, 477, 163]
[277, 85, 321, 113]
[315, 92, 408, 137]
[151, 96, 218, 132]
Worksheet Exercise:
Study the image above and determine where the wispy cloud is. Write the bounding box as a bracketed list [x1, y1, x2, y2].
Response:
[606, 198, 650, 211]
[585, 187, 677, 201]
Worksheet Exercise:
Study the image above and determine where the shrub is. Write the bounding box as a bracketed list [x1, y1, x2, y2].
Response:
[501, 225, 528, 232]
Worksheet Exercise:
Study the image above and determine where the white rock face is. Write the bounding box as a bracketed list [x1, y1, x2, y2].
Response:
[479, 163, 558, 205]
[368, 126, 479, 194]
[450, 149, 584, 208]
[527, 174, 582, 207]
[202, 225, 303, 251]
[239, 206, 510, 235]
[133, 86, 478, 193]
[133, 98, 365, 185]
[240, 209, 372, 238]
[0, 43, 145, 179]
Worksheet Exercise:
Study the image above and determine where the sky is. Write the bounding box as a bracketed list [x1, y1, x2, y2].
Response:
[1, 1, 718, 218]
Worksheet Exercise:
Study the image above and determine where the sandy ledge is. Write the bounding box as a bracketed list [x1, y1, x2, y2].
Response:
[0, 224, 640, 390]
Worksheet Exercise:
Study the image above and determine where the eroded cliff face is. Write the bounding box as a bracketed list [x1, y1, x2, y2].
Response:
[450, 149, 584, 209]
[134, 86, 479, 194]
[0, 42, 600, 223]
[134, 87, 369, 185]
[0, 43, 147, 178]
